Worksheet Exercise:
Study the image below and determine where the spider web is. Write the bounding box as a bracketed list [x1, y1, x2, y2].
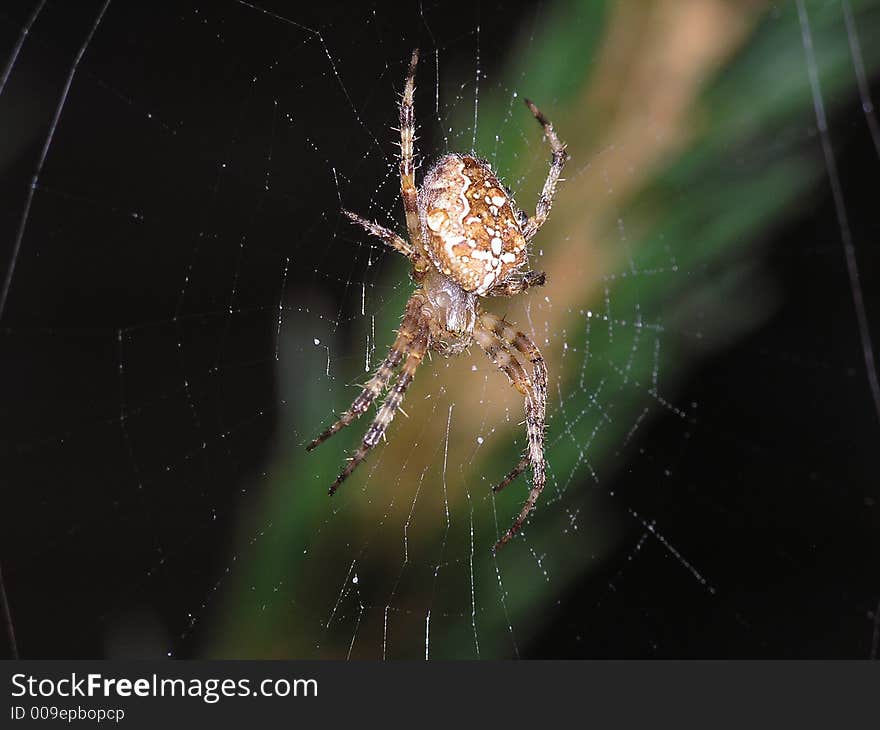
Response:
[2, 0, 880, 660]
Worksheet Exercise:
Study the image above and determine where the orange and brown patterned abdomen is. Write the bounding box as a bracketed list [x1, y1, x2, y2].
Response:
[418, 154, 526, 295]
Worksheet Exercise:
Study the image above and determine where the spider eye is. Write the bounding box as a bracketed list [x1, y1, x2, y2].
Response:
[516, 209, 529, 228]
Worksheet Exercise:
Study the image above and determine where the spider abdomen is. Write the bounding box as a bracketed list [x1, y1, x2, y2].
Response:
[418, 154, 527, 295]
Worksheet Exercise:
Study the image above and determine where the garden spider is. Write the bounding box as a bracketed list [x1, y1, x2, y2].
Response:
[307, 49, 568, 551]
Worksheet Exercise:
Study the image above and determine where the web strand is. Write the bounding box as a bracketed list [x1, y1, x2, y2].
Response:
[797, 0, 880, 428]
[0, 0, 46, 99]
[0, 0, 112, 322]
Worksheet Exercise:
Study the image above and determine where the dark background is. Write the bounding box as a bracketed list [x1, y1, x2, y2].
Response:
[1, 0, 879, 659]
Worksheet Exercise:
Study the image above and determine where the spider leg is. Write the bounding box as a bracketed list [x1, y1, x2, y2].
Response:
[476, 311, 548, 551]
[399, 50, 419, 239]
[342, 209, 413, 259]
[328, 324, 429, 495]
[492, 457, 529, 493]
[522, 98, 569, 242]
[399, 49, 429, 269]
[472, 329, 531, 491]
[487, 270, 546, 297]
[306, 296, 424, 451]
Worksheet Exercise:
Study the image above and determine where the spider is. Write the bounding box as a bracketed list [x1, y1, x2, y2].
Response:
[307, 49, 568, 551]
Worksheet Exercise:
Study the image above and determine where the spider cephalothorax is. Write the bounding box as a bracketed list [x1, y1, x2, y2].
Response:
[307, 49, 568, 551]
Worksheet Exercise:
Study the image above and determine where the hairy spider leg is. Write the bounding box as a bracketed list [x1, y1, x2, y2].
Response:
[477, 311, 548, 550]
[306, 297, 424, 452]
[522, 98, 569, 242]
[472, 324, 533, 497]
[485, 312, 549, 477]
[399, 49, 429, 272]
[473, 319, 533, 398]
[342, 210, 413, 259]
[327, 319, 430, 495]
[492, 457, 530, 494]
